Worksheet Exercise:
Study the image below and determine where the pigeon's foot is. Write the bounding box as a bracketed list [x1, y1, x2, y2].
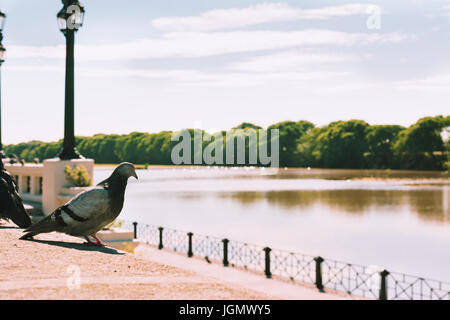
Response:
[91, 235, 106, 246]
[84, 235, 106, 247]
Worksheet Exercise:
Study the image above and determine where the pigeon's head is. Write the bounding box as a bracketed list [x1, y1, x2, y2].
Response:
[115, 162, 138, 180]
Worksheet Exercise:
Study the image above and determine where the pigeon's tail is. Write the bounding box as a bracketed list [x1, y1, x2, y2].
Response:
[10, 209, 32, 229]
[9, 194, 32, 229]
[19, 231, 37, 240]
[20, 215, 59, 239]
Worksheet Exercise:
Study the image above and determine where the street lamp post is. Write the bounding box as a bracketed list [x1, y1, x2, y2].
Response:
[0, 10, 6, 158]
[57, 0, 85, 160]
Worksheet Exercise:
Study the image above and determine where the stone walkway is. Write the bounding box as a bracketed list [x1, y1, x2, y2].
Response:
[0, 222, 348, 300]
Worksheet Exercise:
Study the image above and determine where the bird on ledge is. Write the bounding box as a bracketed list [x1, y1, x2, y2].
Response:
[0, 160, 32, 228]
[20, 162, 138, 246]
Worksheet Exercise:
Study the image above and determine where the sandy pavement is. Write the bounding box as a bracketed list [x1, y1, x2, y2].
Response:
[0, 222, 346, 300]
[0, 222, 274, 299]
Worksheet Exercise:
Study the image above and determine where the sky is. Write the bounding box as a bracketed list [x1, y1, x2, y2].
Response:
[1, 0, 450, 144]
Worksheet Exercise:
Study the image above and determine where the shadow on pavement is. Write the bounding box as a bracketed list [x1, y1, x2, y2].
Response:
[21, 238, 125, 255]
[0, 225, 20, 230]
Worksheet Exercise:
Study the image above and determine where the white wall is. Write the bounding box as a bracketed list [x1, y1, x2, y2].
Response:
[4, 158, 95, 216]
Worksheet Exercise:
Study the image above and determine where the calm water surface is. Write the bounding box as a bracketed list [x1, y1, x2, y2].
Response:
[94, 167, 450, 282]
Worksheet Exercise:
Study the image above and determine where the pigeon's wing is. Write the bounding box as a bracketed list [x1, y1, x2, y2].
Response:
[63, 187, 110, 222]
[21, 187, 109, 237]
[0, 176, 13, 214]
[0, 170, 18, 192]
[0, 171, 31, 228]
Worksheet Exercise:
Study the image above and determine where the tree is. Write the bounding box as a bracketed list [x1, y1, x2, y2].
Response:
[393, 116, 448, 170]
[233, 122, 262, 130]
[365, 125, 404, 169]
[3, 116, 449, 170]
[268, 120, 314, 167]
[314, 120, 369, 169]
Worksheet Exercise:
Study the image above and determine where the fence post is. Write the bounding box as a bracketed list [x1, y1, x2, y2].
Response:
[263, 247, 272, 279]
[314, 256, 324, 292]
[187, 232, 193, 257]
[132, 222, 137, 239]
[379, 269, 390, 300]
[158, 227, 164, 250]
[222, 239, 229, 267]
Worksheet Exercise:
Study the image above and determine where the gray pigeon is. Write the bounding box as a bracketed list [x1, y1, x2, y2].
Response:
[20, 162, 138, 245]
[0, 160, 32, 228]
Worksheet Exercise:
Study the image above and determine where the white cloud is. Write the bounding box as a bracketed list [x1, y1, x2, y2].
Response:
[152, 3, 380, 32]
[8, 29, 412, 62]
[7, 44, 66, 59]
[394, 73, 450, 92]
[6, 63, 349, 88]
[231, 51, 363, 72]
[173, 70, 350, 88]
[301, 4, 380, 19]
[312, 82, 376, 94]
[5, 64, 64, 73]
[442, 4, 450, 17]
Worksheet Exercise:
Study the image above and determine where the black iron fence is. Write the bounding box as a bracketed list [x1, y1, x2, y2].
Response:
[120, 220, 450, 300]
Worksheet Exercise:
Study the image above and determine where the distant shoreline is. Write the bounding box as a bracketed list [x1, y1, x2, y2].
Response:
[93, 164, 450, 182]
[94, 163, 448, 172]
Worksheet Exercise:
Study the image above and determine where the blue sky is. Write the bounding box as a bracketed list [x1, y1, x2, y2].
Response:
[1, 0, 450, 143]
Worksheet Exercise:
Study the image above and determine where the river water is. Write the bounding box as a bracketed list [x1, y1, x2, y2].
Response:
[94, 166, 450, 282]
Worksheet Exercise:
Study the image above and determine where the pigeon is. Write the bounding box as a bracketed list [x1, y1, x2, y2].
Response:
[0, 160, 32, 228]
[20, 162, 138, 245]
[8, 154, 18, 164]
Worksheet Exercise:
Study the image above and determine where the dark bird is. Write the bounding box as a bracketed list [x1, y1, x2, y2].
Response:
[0, 160, 32, 228]
[8, 154, 18, 164]
[20, 162, 138, 245]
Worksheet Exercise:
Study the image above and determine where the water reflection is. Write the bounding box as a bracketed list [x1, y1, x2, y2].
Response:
[215, 189, 450, 222]
[94, 167, 450, 281]
[269, 168, 450, 180]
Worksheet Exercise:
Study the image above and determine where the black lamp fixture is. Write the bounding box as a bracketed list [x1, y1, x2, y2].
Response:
[57, 0, 85, 32]
[57, 0, 85, 160]
[0, 9, 6, 158]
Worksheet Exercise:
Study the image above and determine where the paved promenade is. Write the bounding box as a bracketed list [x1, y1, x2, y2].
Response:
[0, 222, 347, 300]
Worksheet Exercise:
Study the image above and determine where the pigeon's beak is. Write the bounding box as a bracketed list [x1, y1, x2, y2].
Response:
[133, 171, 138, 180]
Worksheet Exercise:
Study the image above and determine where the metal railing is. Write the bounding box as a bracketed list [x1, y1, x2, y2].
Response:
[121, 220, 450, 300]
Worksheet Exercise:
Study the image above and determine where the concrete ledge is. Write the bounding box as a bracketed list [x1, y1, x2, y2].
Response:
[97, 228, 134, 242]
[96, 228, 137, 251]
[21, 193, 43, 203]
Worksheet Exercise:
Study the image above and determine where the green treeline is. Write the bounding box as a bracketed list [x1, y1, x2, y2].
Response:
[4, 115, 450, 170]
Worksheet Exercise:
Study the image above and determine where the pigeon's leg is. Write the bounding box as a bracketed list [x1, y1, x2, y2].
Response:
[90, 235, 106, 247]
[84, 235, 105, 246]
[83, 235, 92, 244]
[83, 235, 99, 246]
